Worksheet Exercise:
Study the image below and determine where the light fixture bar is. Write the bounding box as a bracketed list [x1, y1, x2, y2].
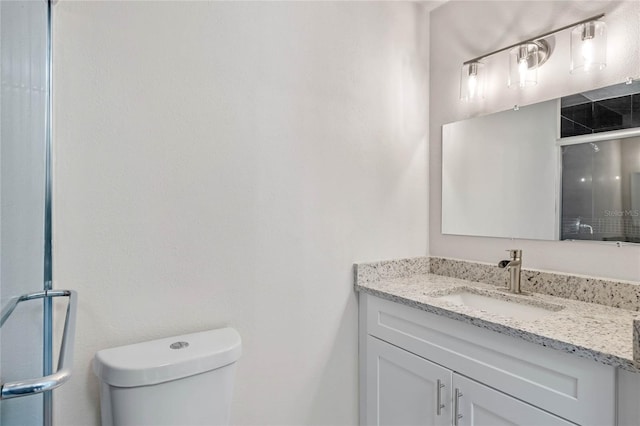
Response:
[462, 13, 605, 65]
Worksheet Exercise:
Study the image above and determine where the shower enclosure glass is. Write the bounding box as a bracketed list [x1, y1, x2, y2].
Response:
[0, 1, 52, 425]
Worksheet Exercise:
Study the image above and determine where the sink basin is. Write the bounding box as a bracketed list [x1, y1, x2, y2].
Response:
[436, 290, 562, 321]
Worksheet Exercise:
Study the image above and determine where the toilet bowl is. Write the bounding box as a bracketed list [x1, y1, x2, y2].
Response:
[93, 327, 241, 426]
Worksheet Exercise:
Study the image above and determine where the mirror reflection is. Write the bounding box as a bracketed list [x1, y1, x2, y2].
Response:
[561, 137, 640, 243]
[442, 80, 640, 243]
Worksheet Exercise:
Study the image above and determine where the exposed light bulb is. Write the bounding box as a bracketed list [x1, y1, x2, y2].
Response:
[467, 73, 477, 98]
[570, 20, 606, 74]
[582, 37, 594, 71]
[509, 43, 539, 88]
[460, 62, 484, 101]
[518, 58, 528, 87]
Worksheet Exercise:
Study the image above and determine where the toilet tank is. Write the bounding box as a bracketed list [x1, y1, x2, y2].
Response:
[93, 328, 241, 426]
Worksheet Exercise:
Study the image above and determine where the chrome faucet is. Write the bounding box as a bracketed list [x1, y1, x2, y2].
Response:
[498, 249, 522, 294]
[575, 217, 594, 235]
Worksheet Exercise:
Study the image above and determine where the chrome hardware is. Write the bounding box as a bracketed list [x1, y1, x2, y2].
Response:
[498, 249, 522, 294]
[436, 379, 445, 415]
[454, 388, 463, 426]
[575, 216, 594, 234]
[462, 13, 604, 66]
[0, 290, 78, 399]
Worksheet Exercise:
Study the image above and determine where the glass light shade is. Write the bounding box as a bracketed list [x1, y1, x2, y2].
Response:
[508, 43, 539, 88]
[459, 62, 485, 101]
[570, 20, 607, 73]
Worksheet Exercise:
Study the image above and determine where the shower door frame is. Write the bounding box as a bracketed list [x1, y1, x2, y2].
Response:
[43, 0, 54, 424]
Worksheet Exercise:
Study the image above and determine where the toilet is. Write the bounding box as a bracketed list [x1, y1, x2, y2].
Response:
[93, 327, 241, 426]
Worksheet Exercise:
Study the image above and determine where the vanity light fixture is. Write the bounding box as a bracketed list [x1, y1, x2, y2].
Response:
[508, 41, 549, 88]
[460, 62, 485, 101]
[570, 19, 607, 73]
[459, 13, 605, 101]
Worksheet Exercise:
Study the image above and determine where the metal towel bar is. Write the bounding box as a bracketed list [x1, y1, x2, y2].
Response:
[0, 290, 77, 399]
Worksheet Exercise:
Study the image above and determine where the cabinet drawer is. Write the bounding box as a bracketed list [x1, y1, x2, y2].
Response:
[363, 294, 615, 426]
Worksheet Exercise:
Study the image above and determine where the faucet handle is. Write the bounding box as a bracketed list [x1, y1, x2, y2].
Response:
[506, 249, 522, 259]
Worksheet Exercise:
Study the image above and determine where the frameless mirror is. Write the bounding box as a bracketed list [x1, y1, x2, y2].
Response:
[442, 80, 640, 243]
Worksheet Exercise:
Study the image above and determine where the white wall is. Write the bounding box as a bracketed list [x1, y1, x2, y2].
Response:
[52, 2, 430, 425]
[430, 1, 640, 281]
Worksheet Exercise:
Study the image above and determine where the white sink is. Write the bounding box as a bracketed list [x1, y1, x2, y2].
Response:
[436, 291, 562, 321]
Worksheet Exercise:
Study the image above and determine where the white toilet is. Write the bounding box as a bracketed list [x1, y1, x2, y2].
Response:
[93, 327, 241, 426]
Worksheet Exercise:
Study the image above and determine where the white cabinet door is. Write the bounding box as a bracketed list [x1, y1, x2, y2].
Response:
[366, 336, 452, 426]
[452, 374, 575, 426]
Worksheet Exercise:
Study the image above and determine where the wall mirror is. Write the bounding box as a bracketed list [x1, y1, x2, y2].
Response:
[442, 79, 640, 243]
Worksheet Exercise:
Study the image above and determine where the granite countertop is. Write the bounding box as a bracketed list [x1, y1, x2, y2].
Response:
[355, 271, 640, 372]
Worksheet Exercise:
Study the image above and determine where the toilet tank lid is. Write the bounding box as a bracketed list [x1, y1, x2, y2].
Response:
[93, 327, 241, 387]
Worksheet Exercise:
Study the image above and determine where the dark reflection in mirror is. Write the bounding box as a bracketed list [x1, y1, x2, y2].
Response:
[561, 137, 640, 242]
[561, 82, 640, 137]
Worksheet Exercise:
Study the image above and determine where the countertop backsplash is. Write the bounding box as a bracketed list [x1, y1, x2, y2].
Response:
[356, 256, 640, 312]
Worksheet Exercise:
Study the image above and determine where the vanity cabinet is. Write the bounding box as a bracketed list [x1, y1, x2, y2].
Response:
[359, 293, 617, 426]
[367, 336, 573, 426]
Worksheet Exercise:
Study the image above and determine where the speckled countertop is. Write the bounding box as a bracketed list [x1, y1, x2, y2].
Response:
[355, 259, 640, 372]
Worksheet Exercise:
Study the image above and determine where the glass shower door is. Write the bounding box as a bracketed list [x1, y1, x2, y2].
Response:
[0, 1, 50, 425]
